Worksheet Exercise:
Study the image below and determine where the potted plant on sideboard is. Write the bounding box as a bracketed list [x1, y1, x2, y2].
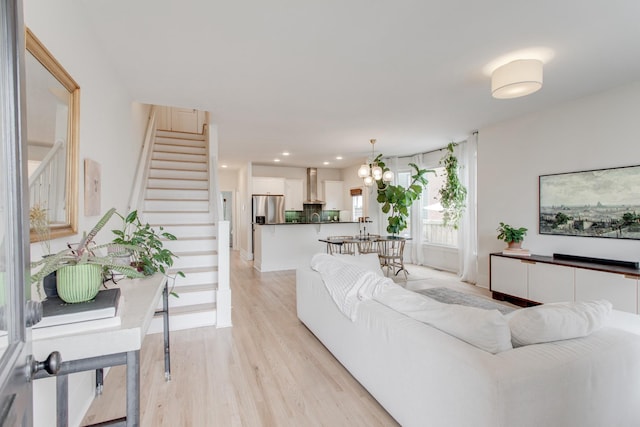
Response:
[496, 222, 528, 249]
[30, 208, 143, 303]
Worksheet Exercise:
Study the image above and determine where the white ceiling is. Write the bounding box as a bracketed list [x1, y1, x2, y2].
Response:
[80, 0, 640, 170]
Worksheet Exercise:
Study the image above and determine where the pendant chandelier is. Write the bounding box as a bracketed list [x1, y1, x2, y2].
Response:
[357, 139, 394, 187]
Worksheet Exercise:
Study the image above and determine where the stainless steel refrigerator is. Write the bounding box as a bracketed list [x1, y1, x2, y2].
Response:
[252, 194, 285, 224]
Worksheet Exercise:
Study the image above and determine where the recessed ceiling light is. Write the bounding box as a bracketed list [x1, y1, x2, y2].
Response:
[221, 164, 228, 168]
[336, 156, 343, 160]
[323, 161, 330, 165]
[274, 158, 281, 162]
[282, 151, 290, 156]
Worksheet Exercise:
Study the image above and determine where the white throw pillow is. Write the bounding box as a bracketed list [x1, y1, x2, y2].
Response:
[507, 300, 612, 347]
[333, 253, 384, 276]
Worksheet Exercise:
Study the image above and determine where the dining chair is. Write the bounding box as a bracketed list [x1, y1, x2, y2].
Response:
[357, 239, 379, 255]
[326, 236, 357, 255]
[377, 238, 407, 279]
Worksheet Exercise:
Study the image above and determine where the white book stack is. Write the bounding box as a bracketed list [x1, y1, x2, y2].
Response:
[502, 248, 531, 256]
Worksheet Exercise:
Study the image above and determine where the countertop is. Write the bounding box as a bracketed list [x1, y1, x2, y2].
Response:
[254, 221, 361, 225]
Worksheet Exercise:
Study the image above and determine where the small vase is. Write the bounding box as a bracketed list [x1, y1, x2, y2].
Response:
[56, 264, 103, 303]
[43, 271, 58, 298]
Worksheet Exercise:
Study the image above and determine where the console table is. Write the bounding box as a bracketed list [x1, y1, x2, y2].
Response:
[490, 253, 640, 313]
[33, 274, 170, 426]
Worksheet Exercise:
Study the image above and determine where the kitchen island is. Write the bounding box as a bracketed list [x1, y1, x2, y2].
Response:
[253, 222, 362, 272]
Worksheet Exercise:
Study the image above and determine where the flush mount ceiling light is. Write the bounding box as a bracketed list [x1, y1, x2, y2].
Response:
[491, 59, 543, 99]
[357, 139, 394, 187]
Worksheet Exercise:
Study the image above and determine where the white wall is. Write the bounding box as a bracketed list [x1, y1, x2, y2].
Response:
[24, 1, 148, 425]
[218, 169, 238, 191]
[477, 81, 640, 288]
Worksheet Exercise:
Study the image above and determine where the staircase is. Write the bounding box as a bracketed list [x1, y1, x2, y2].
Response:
[143, 129, 218, 332]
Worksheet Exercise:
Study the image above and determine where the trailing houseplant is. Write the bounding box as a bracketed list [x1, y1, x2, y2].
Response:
[439, 142, 467, 229]
[496, 222, 528, 248]
[30, 208, 144, 303]
[373, 155, 433, 235]
[111, 210, 185, 283]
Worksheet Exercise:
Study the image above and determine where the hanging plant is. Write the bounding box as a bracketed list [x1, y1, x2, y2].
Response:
[374, 155, 434, 235]
[439, 142, 467, 229]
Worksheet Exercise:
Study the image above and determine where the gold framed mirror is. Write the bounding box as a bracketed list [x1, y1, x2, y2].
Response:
[26, 28, 79, 243]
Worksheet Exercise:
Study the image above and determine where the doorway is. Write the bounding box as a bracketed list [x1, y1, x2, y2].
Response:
[221, 191, 233, 248]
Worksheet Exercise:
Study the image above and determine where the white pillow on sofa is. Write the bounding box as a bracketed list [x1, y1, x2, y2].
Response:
[333, 253, 384, 276]
[507, 300, 612, 346]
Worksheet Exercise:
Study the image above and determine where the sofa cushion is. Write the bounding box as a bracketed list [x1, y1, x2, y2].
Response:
[507, 300, 612, 346]
[374, 286, 513, 354]
[333, 253, 384, 276]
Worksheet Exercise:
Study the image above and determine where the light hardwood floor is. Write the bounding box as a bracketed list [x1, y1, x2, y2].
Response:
[83, 253, 498, 426]
[83, 252, 405, 426]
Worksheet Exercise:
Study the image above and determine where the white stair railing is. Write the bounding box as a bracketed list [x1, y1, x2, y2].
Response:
[128, 106, 157, 213]
[29, 140, 65, 220]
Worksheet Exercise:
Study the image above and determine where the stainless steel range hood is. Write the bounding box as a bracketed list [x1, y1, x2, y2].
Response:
[303, 167, 324, 205]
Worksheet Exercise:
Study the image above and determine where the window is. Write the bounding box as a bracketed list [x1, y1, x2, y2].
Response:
[421, 166, 458, 247]
[397, 171, 412, 237]
[351, 188, 363, 221]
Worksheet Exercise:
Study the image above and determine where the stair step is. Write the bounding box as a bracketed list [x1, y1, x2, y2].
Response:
[147, 178, 208, 190]
[145, 188, 209, 200]
[160, 284, 216, 310]
[158, 223, 216, 238]
[148, 303, 216, 334]
[171, 267, 218, 287]
[162, 236, 216, 253]
[148, 169, 208, 180]
[152, 151, 207, 163]
[154, 143, 207, 156]
[154, 137, 205, 148]
[142, 211, 214, 225]
[144, 199, 209, 212]
[173, 251, 218, 269]
[156, 130, 206, 141]
[151, 159, 207, 171]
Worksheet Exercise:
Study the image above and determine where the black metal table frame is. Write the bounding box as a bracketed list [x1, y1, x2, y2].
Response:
[34, 281, 171, 427]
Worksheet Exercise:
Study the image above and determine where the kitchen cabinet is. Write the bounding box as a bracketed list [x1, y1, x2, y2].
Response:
[490, 253, 640, 313]
[323, 180, 344, 210]
[253, 177, 285, 195]
[284, 179, 304, 211]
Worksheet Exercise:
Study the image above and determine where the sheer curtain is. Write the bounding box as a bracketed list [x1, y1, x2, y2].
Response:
[458, 132, 478, 283]
[409, 153, 424, 265]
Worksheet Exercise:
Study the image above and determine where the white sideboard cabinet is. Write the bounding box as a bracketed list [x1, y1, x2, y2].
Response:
[490, 253, 640, 314]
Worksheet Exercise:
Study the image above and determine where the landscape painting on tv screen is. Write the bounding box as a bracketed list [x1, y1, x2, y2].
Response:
[539, 165, 640, 240]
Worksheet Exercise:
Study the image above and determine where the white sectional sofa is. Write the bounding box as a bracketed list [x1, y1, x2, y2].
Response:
[296, 255, 640, 427]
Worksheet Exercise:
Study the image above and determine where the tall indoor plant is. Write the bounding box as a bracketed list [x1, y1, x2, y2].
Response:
[373, 156, 433, 235]
[439, 142, 467, 229]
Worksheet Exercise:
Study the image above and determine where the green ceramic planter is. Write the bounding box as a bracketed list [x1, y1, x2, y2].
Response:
[56, 264, 102, 303]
